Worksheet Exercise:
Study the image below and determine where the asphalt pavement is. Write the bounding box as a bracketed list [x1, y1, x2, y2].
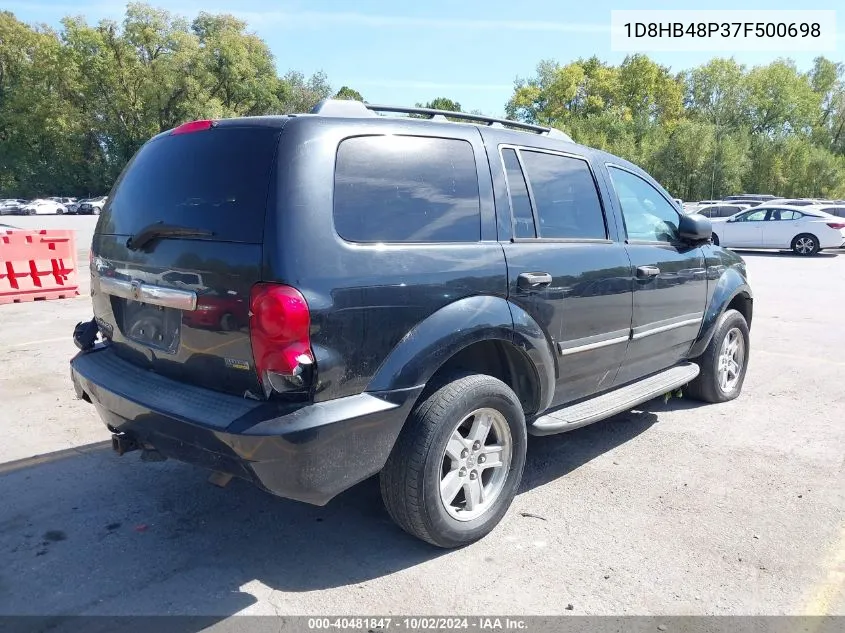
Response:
[0, 217, 843, 617]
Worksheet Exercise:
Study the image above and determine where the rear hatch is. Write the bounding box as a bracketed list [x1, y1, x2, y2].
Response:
[91, 120, 284, 398]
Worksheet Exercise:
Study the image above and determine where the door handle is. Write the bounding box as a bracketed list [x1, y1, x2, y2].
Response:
[517, 272, 552, 290]
[636, 265, 660, 279]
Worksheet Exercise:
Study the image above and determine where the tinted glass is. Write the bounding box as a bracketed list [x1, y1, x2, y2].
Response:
[501, 148, 535, 238]
[519, 150, 606, 239]
[334, 136, 480, 243]
[101, 127, 281, 242]
[697, 206, 715, 218]
[608, 167, 679, 242]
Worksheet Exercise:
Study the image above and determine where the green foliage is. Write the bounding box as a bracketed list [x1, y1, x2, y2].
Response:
[2, 2, 844, 201]
[0, 4, 346, 197]
[334, 86, 364, 102]
[507, 54, 845, 200]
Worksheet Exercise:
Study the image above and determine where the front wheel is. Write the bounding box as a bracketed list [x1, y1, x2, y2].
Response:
[686, 309, 750, 403]
[792, 233, 819, 256]
[380, 373, 527, 548]
[711, 233, 720, 246]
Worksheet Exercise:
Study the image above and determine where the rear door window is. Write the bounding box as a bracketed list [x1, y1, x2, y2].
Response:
[333, 135, 480, 243]
[518, 150, 607, 240]
[101, 126, 282, 243]
[501, 148, 535, 238]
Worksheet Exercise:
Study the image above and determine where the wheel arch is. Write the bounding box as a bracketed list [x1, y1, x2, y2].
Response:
[366, 295, 556, 417]
[688, 265, 753, 359]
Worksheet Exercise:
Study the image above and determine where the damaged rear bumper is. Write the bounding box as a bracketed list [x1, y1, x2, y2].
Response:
[70, 344, 420, 505]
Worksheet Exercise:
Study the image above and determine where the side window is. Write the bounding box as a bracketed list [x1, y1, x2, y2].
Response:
[501, 148, 535, 238]
[771, 210, 800, 221]
[607, 167, 680, 243]
[698, 206, 714, 218]
[735, 209, 768, 222]
[333, 135, 480, 243]
[723, 206, 742, 217]
[518, 150, 607, 239]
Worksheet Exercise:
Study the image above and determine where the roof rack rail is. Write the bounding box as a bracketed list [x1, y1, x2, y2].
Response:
[309, 99, 573, 142]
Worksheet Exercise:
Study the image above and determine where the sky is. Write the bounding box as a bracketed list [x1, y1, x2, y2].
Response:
[6, 0, 844, 116]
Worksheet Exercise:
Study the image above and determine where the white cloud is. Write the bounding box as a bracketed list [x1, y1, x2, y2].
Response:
[7, 2, 610, 34]
[352, 79, 513, 91]
[216, 10, 610, 33]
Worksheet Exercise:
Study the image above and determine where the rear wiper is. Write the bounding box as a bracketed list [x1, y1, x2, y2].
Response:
[126, 221, 214, 251]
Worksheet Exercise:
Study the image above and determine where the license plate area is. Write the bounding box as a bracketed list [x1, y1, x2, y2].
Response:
[117, 298, 182, 353]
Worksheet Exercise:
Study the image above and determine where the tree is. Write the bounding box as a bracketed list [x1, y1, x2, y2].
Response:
[745, 59, 819, 136]
[277, 70, 332, 113]
[505, 54, 845, 200]
[334, 85, 363, 101]
[416, 97, 462, 112]
[684, 58, 749, 130]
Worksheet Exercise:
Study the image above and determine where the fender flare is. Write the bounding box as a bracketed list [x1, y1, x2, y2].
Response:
[689, 265, 753, 358]
[366, 295, 556, 412]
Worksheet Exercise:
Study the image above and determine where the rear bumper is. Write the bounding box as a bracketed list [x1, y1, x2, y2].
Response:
[70, 345, 420, 505]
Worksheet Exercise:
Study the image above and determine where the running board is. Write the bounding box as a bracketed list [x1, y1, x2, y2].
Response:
[528, 362, 700, 436]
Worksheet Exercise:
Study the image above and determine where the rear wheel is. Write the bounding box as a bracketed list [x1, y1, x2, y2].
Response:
[219, 313, 237, 331]
[380, 373, 527, 548]
[686, 309, 750, 403]
[792, 233, 819, 256]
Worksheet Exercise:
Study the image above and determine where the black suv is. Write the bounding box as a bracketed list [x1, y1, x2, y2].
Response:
[71, 100, 753, 548]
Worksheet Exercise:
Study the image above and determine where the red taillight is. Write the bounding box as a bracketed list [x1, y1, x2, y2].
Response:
[170, 119, 214, 135]
[249, 283, 314, 397]
[826, 222, 845, 230]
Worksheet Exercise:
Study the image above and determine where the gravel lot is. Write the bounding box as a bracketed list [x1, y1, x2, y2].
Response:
[1, 217, 843, 617]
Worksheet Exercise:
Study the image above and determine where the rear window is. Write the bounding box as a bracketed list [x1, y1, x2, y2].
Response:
[99, 127, 281, 242]
[333, 135, 480, 243]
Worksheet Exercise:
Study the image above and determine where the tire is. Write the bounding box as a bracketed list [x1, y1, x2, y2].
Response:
[711, 233, 719, 246]
[93, 207, 101, 215]
[56, 208, 63, 215]
[380, 373, 527, 548]
[219, 312, 237, 331]
[791, 233, 819, 256]
[685, 309, 750, 403]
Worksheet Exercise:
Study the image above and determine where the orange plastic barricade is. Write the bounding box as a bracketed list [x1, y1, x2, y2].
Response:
[0, 229, 80, 304]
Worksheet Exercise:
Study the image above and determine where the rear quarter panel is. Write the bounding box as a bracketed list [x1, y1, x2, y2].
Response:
[267, 117, 507, 402]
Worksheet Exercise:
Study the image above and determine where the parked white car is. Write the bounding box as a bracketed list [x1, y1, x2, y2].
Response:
[711, 205, 845, 255]
[20, 199, 67, 215]
[692, 203, 751, 219]
[77, 196, 108, 215]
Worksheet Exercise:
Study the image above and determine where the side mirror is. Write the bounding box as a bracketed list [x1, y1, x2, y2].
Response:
[678, 213, 712, 243]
